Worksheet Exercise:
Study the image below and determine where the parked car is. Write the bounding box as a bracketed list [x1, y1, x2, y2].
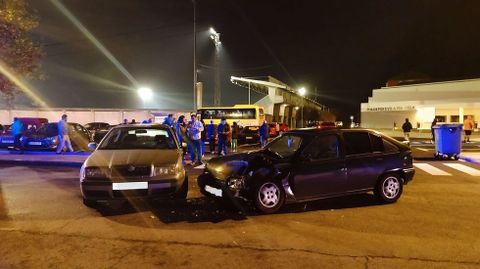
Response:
[80, 124, 187, 207]
[0, 117, 48, 148]
[238, 126, 260, 144]
[198, 128, 415, 214]
[21, 122, 92, 151]
[85, 122, 111, 143]
[268, 122, 289, 137]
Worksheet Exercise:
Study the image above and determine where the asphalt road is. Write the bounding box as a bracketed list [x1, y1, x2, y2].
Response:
[1, 160, 480, 269]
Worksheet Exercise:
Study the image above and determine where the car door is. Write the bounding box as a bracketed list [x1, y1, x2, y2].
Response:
[292, 134, 347, 199]
[343, 131, 385, 191]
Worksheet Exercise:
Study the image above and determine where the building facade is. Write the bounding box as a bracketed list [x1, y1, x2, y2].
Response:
[361, 78, 480, 129]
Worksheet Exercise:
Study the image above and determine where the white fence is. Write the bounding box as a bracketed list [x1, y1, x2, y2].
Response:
[0, 108, 191, 125]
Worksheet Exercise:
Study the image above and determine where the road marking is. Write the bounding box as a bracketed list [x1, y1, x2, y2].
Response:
[194, 164, 206, 169]
[442, 163, 480, 176]
[413, 163, 451, 176]
[416, 147, 430, 152]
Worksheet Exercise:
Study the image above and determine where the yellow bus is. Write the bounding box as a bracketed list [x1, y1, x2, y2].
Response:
[198, 104, 265, 127]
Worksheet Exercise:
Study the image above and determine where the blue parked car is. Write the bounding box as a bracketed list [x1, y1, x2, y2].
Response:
[21, 122, 92, 151]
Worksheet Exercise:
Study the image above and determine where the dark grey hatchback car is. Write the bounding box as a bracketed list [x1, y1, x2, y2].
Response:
[198, 128, 415, 214]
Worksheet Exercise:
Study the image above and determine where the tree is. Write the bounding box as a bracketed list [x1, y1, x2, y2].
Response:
[0, 0, 43, 107]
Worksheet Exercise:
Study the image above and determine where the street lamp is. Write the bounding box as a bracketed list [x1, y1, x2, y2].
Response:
[137, 87, 153, 107]
[298, 87, 306, 97]
[298, 87, 307, 128]
[210, 27, 221, 106]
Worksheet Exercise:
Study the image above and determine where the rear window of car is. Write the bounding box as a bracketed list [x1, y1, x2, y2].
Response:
[343, 132, 372, 155]
[383, 138, 400, 152]
[370, 133, 384, 152]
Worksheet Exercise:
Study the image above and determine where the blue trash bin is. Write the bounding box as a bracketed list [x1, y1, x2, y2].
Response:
[432, 124, 463, 159]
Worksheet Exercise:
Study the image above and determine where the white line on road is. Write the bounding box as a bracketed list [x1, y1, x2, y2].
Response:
[194, 164, 206, 169]
[413, 163, 452, 176]
[416, 148, 430, 152]
[442, 163, 480, 176]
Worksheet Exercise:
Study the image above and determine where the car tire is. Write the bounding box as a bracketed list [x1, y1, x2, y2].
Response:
[83, 198, 97, 208]
[253, 180, 285, 214]
[174, 177, 188, 200]
[375, 174, 403, 203]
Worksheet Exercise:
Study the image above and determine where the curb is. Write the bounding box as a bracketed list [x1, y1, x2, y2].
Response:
[0, 159, 83, 168]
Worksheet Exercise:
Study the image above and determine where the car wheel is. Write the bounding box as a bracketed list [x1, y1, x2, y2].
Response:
[83, 198, 97, 208]
[254, 180, 285, 214]
[174, 177, 188, 200]
[375, 174, 403, 203]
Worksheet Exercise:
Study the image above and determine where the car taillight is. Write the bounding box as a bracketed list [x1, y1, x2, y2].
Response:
[403, 154, 413, 167]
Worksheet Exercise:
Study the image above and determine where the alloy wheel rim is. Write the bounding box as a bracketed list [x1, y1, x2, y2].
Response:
[382, 177, 400, 199]
[258, 182, 280, 208]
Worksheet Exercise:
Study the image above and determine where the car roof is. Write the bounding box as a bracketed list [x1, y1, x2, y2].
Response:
[285, 127, 378, 135]
[111, 123, 171, 129]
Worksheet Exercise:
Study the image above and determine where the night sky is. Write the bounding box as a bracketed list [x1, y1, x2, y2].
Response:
[13, 0, 480, 122]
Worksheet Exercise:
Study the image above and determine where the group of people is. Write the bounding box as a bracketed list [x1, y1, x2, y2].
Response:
[158, 113, 271, 166]
[401, 116, 476, 143]
[171, 114, 241, 166]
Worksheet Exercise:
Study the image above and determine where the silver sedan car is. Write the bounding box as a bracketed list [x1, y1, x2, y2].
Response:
[80, 124, 187, 207]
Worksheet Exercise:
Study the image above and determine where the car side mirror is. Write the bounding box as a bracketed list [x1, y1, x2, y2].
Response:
[87, 142, 97, 150]
[181, 142, 187, 149]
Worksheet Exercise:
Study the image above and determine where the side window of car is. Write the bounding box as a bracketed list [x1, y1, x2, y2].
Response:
[343, 132, 372, 155]
[301, 135, 340, 161]
[369, 133, 384, 153]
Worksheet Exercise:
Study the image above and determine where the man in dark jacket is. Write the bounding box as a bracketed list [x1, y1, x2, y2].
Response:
[217, 118, 228, 156]
[11, 118, 23, 151]
[259, 120, 268, 147]
[402, 118, 413, 142]
[207, 120, 216, 154]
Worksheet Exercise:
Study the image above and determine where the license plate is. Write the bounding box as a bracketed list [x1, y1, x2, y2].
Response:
[28, 142, 42, 146]
[205, 185, 222, 197]
[246, 136, 253, 139]
[1, 140, 13, 144]
[112, 182, 148, 190]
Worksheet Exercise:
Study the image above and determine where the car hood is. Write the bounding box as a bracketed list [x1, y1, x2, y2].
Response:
[206, 152, 253, 180]
[85, 149, 181, 167]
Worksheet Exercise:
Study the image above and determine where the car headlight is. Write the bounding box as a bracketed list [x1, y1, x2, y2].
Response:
[154, 165, 178, 176]
[85, 167, 109, 179]
[227, 176, 245, 191]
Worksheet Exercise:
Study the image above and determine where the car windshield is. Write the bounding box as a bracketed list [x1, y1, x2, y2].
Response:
[265, 134, 302, 158]
[98, 127, 177, 150]
[36, 124, 57, 137]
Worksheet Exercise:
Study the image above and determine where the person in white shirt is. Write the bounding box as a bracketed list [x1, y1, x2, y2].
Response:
[189, 114, 204, 165]
[56, 114, 74, 154]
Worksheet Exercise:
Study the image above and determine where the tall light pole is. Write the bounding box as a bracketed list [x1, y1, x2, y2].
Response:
[210, 27, 221, 106]
[298, 87, 306, 128]
[192, 0, 197, 111]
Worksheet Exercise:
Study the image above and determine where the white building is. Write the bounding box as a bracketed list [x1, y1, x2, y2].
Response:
[361, 78, 480, 129]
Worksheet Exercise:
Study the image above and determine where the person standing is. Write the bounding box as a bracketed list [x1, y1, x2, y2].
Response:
[11, 117, 23, 151]
[200, 119, 206, 156]
[189, 114, 204, 165]
[259, 120, 268, 147]
[163, 114, 174, 127]
[231, 122, 239, 152]
[464, 115, 474, 143]
[431, 118, 438, 143]
[207, 120, 216, 154]
[402, 118, 413, 142]
[217, 118, 228, 156]
[56, 114, 74, 154]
